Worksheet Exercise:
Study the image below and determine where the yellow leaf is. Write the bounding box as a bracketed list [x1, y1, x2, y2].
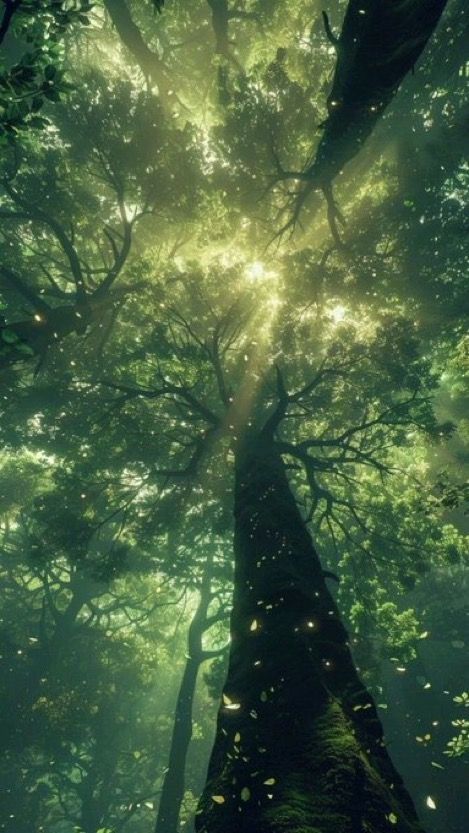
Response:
[211, 795, 225, 804]
[223, 694, 241, 710]
[426, 796, 437, 810]
[263, 778, 276, 785]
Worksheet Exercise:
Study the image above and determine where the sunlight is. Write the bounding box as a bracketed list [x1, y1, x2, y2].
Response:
[246, 261, 266, 281]
[330, 305, 347, 324]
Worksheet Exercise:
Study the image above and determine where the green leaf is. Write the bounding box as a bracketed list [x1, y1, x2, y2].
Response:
[1, 329, 19, 344]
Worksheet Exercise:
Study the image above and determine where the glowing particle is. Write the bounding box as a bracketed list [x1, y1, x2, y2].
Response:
[223, 694, 241, 710]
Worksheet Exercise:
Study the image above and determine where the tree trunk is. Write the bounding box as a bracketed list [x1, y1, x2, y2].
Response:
[195, 432, 424, 833]
[156, 567, 215, 833]
[310, 0, 449, 185]
[103, 0, 176, 107]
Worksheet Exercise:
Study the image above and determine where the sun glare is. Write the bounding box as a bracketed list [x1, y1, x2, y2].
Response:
[246, 261, 266, 281]
[330, 305, 346, 323]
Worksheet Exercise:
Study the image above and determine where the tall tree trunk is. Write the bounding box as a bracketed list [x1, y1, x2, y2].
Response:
[156, 562, 219, 833]
[156, 656, 200, 833]
[310, 0, 449, 185]
[195, 431, 424, 833]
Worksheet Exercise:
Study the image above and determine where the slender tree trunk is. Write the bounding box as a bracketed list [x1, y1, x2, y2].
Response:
[156, 657, 200, 833]
[195, 432, 424, 833]
[156, 565, 217, 833]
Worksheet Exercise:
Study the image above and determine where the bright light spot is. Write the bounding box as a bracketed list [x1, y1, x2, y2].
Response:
[330, 305, 346, 323]
[267, 295, 282, 311]
[246, 261, 265, 281]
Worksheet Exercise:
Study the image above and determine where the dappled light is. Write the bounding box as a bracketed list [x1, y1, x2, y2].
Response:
[0, 2, 467, 833]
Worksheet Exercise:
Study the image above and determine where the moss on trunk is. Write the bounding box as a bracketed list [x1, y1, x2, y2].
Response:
[195, 432, 424, 833]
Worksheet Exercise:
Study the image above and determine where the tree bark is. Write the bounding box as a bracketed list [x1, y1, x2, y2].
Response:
[309, 0, 449, 185]
[195, 431, 424, 833]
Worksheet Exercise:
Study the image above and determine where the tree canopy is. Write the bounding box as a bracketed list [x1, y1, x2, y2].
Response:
[0, 2, 467, 833]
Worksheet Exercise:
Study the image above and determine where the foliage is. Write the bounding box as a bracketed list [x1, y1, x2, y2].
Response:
[0, 1, 467, 831]
[0, 0, 92, 139]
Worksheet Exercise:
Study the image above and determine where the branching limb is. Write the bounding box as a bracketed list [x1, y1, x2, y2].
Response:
[322, 10, 339, 48]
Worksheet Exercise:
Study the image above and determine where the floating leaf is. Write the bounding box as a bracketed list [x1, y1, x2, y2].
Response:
[426, 796, 437, 810]
[250, 619, 258, 632]
[240, 787, 250, 801]
[223, 692, 241, 710]
[211, 795, 225, 804]
[263, 778, 276, 785]
[388, 813, 398, 824]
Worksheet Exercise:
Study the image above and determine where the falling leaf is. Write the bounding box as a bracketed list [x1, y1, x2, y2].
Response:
[263, 778, 276, 785]
[250, 619, 258, 632]
[212, 795, 225, 804]
[241, 787, 250, 801]
[223, 694, 241, 710]
[426, 796, 437, 810]
[234, 732, 241, 743]
[388, 813, 398, 824]
[260, 691, 267, 702]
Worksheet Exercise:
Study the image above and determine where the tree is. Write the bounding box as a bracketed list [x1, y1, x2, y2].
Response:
[75, 268, 451, 831]
[155, 547, 229, 833]
[0, 72, 202, 369]
[0, 1, 467, 832]
[274, 0, 450, 233]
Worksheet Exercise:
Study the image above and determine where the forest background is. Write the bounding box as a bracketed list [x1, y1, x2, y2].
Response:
[0, 2, 467, 833]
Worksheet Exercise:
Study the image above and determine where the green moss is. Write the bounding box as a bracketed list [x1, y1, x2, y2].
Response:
[261, 700, 421, 833]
